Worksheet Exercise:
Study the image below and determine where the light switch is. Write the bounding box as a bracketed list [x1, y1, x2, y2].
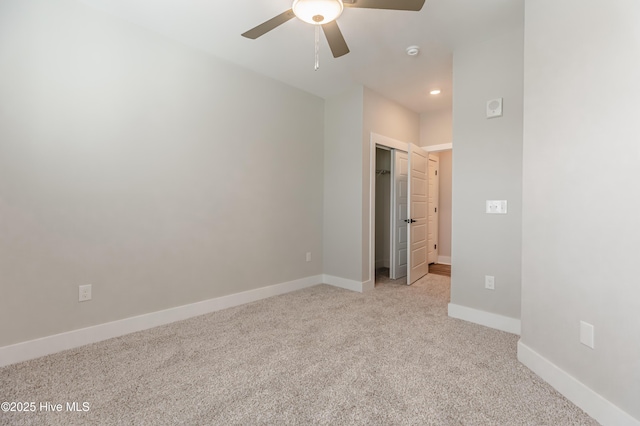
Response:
[486, 200, 508, 214]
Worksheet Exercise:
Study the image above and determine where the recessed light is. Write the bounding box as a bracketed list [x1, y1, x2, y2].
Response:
[430, 89, 441, 95]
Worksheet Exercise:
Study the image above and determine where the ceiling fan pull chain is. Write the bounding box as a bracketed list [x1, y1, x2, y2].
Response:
[314, 25, 320, 71]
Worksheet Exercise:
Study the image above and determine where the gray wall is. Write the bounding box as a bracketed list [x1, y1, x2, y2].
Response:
[323, 86, 419, 284]
[420, 108, 453, 147]
[0, 0, 324, 347]
[450, 11, 524, 319]
[323, 87, 364, 281]
[521, 0, 640, 420]
[437, 150, 452, 260]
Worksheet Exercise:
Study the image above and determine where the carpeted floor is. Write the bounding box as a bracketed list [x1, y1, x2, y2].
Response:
[1, 275, 597, 425]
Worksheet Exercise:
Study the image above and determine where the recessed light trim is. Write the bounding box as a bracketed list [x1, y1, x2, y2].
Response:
[430, 89, 441, 95]
[406, 45, 420, 56]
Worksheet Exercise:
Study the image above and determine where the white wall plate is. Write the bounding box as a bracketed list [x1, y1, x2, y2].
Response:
[486, 98, 503, 118]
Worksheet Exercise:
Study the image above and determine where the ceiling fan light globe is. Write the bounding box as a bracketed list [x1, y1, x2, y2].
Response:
[292, 0, 344, 25]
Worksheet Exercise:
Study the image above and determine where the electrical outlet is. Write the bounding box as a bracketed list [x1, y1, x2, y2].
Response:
[485, 275, 495, 290]
[79, 284, 92, 302]
[306, 252, 312, 262]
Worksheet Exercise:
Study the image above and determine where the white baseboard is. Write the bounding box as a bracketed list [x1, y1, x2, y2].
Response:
[437, 256, 451, 265]
[322, 274, 365, 293]
[518, 341, 639, 426]
[448, 303, 521, 335]
[361, 278, 375, 292]
[0, 275, 323, 368]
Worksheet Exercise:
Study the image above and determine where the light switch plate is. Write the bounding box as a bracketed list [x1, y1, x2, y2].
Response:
[487, 98, 503, 118]
[486, 200, 508, 214]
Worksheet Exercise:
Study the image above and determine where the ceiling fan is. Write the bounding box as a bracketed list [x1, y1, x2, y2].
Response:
[241, 0, 426, 59]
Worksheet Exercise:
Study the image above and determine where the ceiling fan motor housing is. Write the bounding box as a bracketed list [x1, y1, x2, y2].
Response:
[292, 0, 344, 25]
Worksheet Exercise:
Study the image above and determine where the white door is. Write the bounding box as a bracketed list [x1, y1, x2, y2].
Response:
[407, 144, 429, 285]
[390, 150, 408, 279]
[427, 154, 440, 264]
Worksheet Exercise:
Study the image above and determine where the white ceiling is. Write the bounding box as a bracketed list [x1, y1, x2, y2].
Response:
[80, 0, 522, 113]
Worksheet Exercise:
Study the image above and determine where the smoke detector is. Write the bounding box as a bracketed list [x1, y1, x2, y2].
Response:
[406, 45, 420, 56]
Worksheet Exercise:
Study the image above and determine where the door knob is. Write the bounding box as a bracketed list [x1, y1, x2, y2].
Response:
[404, 219, 416, 224]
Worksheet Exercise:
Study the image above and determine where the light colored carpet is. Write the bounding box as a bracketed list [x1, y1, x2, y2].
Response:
[1, 275, 598, 425]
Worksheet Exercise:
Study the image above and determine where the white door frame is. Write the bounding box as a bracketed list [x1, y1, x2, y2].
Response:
[427, 154, 440, 264]
[368, 133, 429, 288]
[424, 143, 452, 153]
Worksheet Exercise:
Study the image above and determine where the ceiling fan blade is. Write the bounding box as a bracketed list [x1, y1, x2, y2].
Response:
[241, 9, 295, 39]
[343, 0, 425, 11]
[322, 21, 350, 58]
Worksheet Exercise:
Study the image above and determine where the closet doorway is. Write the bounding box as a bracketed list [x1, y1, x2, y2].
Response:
[372, 139, 429, 286]
[368, 133, 429, 287]
[375, 146, 407, 283]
